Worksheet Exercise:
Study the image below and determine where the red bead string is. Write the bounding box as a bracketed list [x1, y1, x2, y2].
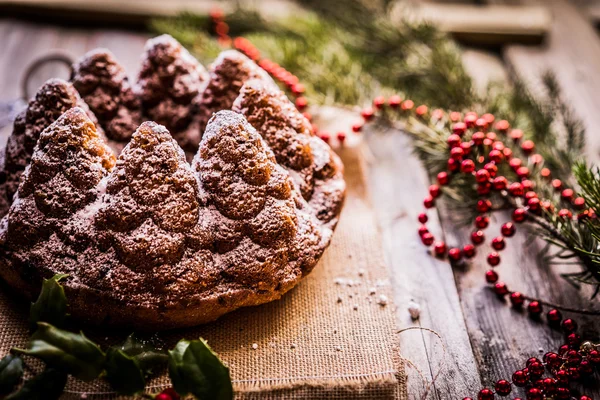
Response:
[212, 11, 599, 398]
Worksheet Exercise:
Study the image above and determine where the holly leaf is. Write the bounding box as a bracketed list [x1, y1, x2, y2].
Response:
[29, 274, 69, 330]
[117, 334, 168, 374]
[168, 338, 233, 400]
[104, 348, 145, 395]
[5, 368, 67, 400]
[0, 354, 23, 394]
[13, 322, 105, 381]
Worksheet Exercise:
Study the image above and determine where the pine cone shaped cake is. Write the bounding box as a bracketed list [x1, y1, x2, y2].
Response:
[0, 35, 345, 330]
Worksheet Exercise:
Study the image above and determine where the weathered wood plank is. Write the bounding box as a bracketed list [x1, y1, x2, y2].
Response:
[360, 121, 483, 398]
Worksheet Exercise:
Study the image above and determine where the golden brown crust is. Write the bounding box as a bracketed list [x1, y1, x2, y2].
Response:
[0, 108, 344, 330]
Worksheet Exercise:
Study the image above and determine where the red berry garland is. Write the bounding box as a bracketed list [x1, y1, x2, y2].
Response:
[211, 12, 600, 398]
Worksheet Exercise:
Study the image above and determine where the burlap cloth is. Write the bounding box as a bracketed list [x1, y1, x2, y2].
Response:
[0, 145, 406, 399]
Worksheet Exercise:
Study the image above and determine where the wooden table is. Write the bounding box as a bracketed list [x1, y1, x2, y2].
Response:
[0, 1, 599, 398]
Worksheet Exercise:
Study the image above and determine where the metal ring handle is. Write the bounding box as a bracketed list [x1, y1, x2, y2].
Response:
[21, 50, 75, 100]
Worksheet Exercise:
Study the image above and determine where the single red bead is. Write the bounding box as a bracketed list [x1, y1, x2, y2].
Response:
[547, 308, 562, 324]
[510, 128, 523, 141]
[483, 113, 495, 124]
[460, 141, 472, 155]
[496, 120, 510, 132]
[421, 232, 434, 246]
[401, 100, 414, 111]
[541, 167, 551, 178]
[509, 158, 522, 170]
[437, 171, 449, 185]
[292, 83, 305, 94]
[530, 154, 543, 165]
[561, 318, 577, 332]
[492, 141, 504, 151]
[416, 105, 428, 117]
[494, 379, 511, 396]
[573, 197, 586, 209]
[434, 241, 447, 256]
[448, 247, 462, 261]
[512, 370, 528, 387]
[485, 270, 498, 283]
[555, 387, 571, 400]
[156, 394, 172, 400]
[351, 123, 362, 133]
[424, 196, 435, 209]
[492, 236, 505, 250]
[453, 122, 467, 136]
[528, 361, 544, 377]
[471, 230, 485, 245]
[527, 197, 541, 211]
[487, 251, 500, 267]
[320, 131, 331, 143]
[418, 213, 428, 224]
[477, 199, 492, 213]
[579, 359, 593, 375]
[486, 131, 497, 141]
[429, 184, 441, 198]
[450, 146, 465, 160]
[472, 131, 485, 145]
[494, 282, 508, 295]
[513, 208, 527, 223]
[503, 147, 513, 159]
[542, 200, 554, 212]
[558, 209, 572, 219]
[475, 215, 490, 229]
[544, 352, 561, 369]
[448, 158, 459, 172]
[295, 97, 308, 110]
[463, 244, 476, 258]
[160, 388, 180, 400]
[484, 163, 498, 177]
[373, 96, 386, 109]
[588, 349, 600, 364]
[521, 140, 535, 154]
[555, 369, 570, 384]
[475, 169, 490, 183]
[566, 333, 581, 347]
[580, 396, 593, 400]
[478, 388, 494, 400]
[509, 182, 524, 197]
[527, 300, 542, 315]
[360, 107, 374, 121]
[552, 179, 563, 191]
[561, 188, 574, 202]
[461, 159, 475, 173]
[418, 225, 429, 237]
[517, 166, 530, 178]
[526, 357, 541, 368]
[493, 176, 507, 190]
[501, 223, 516, 237]
[542, 377, 557, 394]
[510, 292, 524, 307]
[336, 132, 346, 143]
[464, 114, 477, 128]
[526, 387, 543, 400]
[488, 150, 503, 163]
[558, 344, 570, 356]
[388, 95, 402, 108]
[447, 134, 462, 148]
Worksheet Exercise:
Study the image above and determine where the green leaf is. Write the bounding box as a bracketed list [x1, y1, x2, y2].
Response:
[29, 274, 69, 330]
[168, 338, 233, 400]
[14, 322, 105, 381]
[0, 354, 23, 394]
[104, 348, 145, 396]
[5, 368, 67, 400]
[117, 334, 168, 374]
